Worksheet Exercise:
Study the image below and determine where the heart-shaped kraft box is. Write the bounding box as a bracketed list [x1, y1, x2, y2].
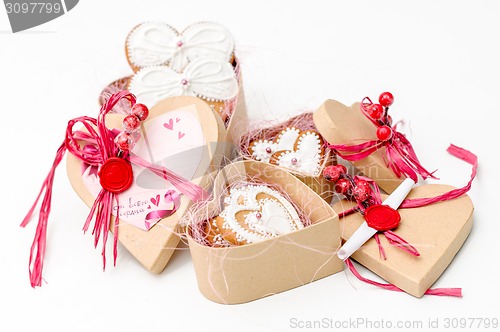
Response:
[67, 96, 228, 273]
[333, 184, 474, 297]
[186, 160, 343, 304]
[314, 100, 405, 193]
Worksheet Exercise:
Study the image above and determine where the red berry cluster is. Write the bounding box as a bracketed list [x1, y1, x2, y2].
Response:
[114, 103, 149, 151]
[323, 165, 373, 204]
[362, 92, 395, 142]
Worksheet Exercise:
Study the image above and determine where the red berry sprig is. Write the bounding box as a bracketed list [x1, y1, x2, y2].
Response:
[323, 165, 374, 206]
[114, 103, 149, 151]
[361, 91, 395, 141]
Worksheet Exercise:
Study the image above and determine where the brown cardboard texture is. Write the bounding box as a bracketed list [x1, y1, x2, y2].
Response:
[67, 96, 227, 274]
[332, 184, 473, 297]
[314, 99, 404, 193]
[187, 160, 343, 304]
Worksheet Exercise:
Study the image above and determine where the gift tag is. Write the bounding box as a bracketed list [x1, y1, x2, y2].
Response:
[332, 184, 474, 297]
[67, 96, 227, 273]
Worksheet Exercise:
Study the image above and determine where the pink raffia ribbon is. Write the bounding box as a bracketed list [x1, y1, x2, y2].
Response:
[345, 259, 463, 297]
[21, 90, 207, 288]
[328, 97, 437, 182]
[340, 144, 477, 297]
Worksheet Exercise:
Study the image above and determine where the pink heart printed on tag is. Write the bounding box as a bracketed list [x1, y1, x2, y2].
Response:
[151, 195, 160, 206]
[163, 119, 174, 130]
[81, 106, 205, 231]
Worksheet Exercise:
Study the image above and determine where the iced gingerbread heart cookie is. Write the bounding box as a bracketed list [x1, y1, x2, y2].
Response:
[250, 127, 301, 163]
[205, 185, 304, 246]
[250, 127, 324, 176]
[128, 58, 238, 119]
[126, 21, 235, 72]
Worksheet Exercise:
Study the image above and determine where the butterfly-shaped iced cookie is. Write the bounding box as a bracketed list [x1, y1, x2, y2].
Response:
[126, 21, 235, 73]
[205, 185, 303, 246]
[250, 128, 324, 176]
[128, 57, 238, 113]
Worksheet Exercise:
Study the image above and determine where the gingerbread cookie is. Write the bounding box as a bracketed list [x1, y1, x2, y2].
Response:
[128, 57, 238, 120]
[250, 128, 325, 176]
[205, 185, 303, 246]
[126, 21, 235, 73]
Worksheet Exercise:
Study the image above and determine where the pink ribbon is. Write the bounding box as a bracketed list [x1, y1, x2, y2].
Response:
[345, 259, 463, 297]
[21, 90, 207, 288]
[144, 190, 181, 230]
[340, 144, 478, 297]
[328, 98, 437, 182]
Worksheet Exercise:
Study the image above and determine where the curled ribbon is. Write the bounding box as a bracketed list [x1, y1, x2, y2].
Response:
[328, 97, 437, 182]
[144, 190, 181, 230]
[21, 90, 208, 288]
[339, 144, 478, 297]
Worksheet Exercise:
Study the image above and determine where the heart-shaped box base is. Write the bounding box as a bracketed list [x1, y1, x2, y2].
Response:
[187, 160, 343, 304]
[67, 96, 227, 273]
[332, 184, 473, 297]
[314, 100, 405, 193]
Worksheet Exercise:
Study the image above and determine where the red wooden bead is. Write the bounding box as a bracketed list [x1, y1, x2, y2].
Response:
[323, 164, 348, 182]
[366, 103, 384, 120]
[379, 92, 394, 107]
[114, 131, 131, 150]
[335, 178, 351, 195]
[334, 164, 347, 174]
[353, 180, 372, 202]
[376, 125, 393, 141]
[131, 103, 149, 121]
[123, 115, 141, 132]
[323, 166, 340, 182]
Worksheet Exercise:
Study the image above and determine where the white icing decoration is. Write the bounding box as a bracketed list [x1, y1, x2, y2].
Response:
[127, 22, 234, 72]
[251, 140, 277, 163]
[127, 22, 179, 68]
[251, 128, 299, 163]
[220, 185, 303, 244]
[275, 132, 323, 176]
[129, 58, 238, 108]
[276, 127, 300, 150]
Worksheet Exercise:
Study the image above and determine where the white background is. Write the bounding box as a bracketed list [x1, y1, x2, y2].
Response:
[1, 1, 498, 331]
